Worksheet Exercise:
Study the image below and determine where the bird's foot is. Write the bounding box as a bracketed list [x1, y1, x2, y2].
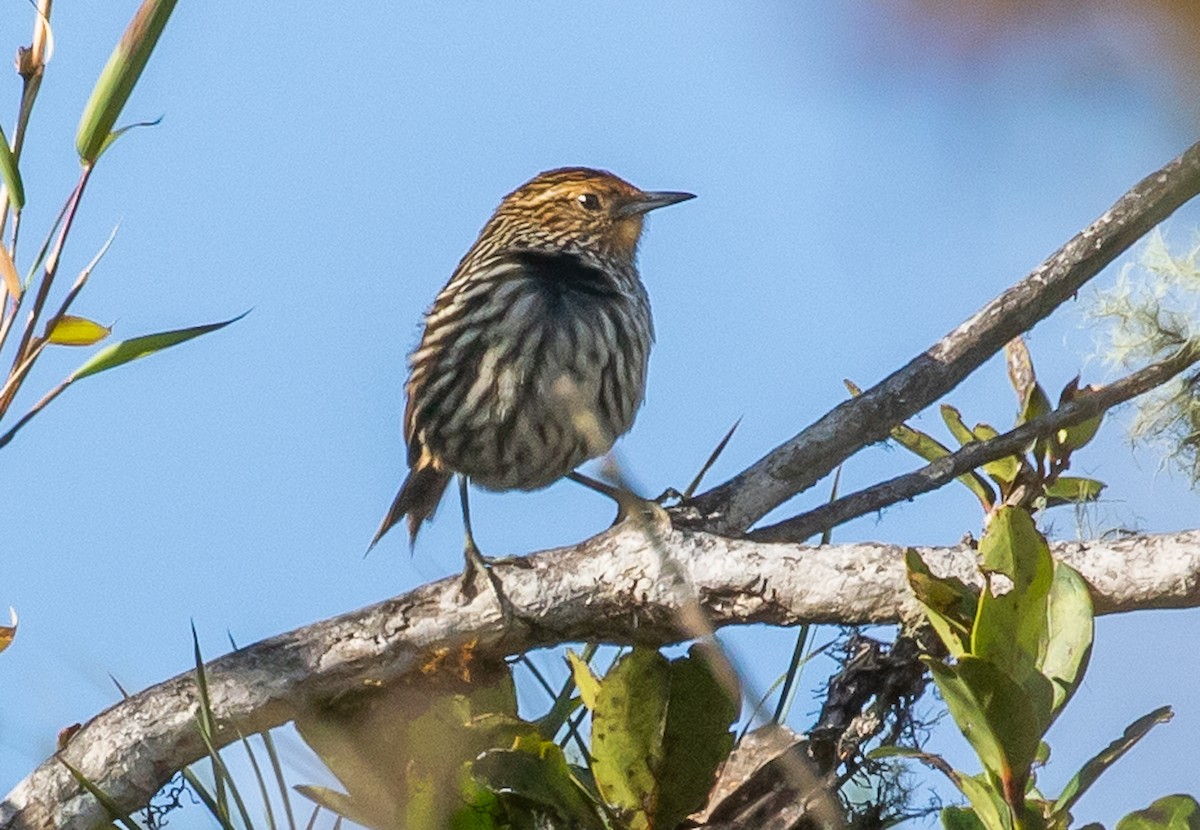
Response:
[611, 494, 671, 529]
[458, 541, 529, 616]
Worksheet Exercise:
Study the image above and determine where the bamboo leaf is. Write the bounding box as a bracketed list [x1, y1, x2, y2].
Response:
[45, 315, 112, 346]
[0, 244, 20, 300]
[0, 123, 23, 209]
[70, 312, 246, 382]
[76, 0, 178, 163]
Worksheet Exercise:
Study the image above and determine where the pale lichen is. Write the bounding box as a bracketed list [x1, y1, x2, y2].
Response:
[1087, 228, 1200, 481]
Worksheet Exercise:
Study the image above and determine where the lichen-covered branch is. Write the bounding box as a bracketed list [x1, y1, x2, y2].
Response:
[3, 525, 1199, 830]
[684, 141, 1200, 534]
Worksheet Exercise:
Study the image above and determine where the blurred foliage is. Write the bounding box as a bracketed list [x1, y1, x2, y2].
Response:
[293, 644, 738, 830]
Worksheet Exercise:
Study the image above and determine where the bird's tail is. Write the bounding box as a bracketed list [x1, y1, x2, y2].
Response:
[369, 459, 452, 551]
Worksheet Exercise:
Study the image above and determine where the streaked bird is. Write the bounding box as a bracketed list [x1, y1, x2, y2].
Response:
[371, 167, 694, 586]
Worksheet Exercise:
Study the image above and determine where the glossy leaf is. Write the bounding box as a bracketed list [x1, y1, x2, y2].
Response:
[1019, 383, 1055, 461]
[472, 738, 604, 829]
[1057, 378, 1104, 452]
[1044, 477, 1105, 507]
[906, 548, 978, 658]
[657, 645, 739, 830]
[974, 423, 1023, 486]
[973, 507, 1055, 692]
[943, 806, 990, 830]
[45, 315, 112, 346]
[926, 655, 1053, 808]
[0, 123, 23, 209]
[70, 312, 246, 381]
[590, 647, 668, 830]
[76, 0, 178, 162]
[1052, 706, 1173, 817]
[942, 404, 978, 447]
[958, 771, 1015, 830]
[1042, 562, 1093, 716]
[845, 382, 994, 507]
[1115, 795, 1200, 830]
[897, 421, 996, 507]
[1018, 383, 1052, 427]
[566, 649, 601, 711]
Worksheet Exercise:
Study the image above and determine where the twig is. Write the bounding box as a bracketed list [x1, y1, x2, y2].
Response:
[749, 340, 1200, 543]
[684, 141, 1200, 534]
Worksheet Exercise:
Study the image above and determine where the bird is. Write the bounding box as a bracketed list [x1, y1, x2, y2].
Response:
[371, 167, 694, 589]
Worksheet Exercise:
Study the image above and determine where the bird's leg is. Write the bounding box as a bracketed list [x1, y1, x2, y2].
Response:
[458, 475, 489, 594]
[457, 476, 521, 609]
[567, 471, 660, 526]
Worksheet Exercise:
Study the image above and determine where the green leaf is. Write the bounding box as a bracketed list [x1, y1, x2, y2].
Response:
[656, 645, 739, 830]
[76, 0, 178, 163]
[926, 655, 1053, 809]
[974, 423, 1023, 485]
[1057, 378, 1103, 453]
[591, 647, 669, 830]
[0, 123, 23, 209]
[958, 772, 1015, 830]
[1018, 383, 1053, 427]
[1041, 562, 1093, 716]
[942, 404, 978, 446]
[973, 507, 1055, 692]
[1044, 477, 1105, 507]
[70, 312, 247, 382]
[472, 738, 605, 829]
[846, 381, 993, 506]
[567, 649, 601, 711]
[1019, 383, 1055, 461]
[1052, 707, 1174, 817]
[45, 315, 112, 346]
[906, 548, 978, 658]
[1116, 795, 1200, 830]
[943, 805, 990, 830]
[893, 421, 996, 508]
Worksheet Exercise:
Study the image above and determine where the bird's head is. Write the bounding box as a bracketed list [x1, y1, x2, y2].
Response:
[483, 167, 694, 265]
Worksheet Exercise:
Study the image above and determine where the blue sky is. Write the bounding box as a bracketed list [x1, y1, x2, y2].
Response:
[2, 3, 1198, 826]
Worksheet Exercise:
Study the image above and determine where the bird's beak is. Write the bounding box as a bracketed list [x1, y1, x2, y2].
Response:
[618, 190, 696, 217]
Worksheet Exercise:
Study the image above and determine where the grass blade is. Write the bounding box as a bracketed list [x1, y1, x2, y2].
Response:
[76, 0, 178, 162]
[71, 311, 247, 381]
[261, 730, 299, 830]
[0, 123, 23, 210]
[239, 730, 279, 830]
[57, 759, 140, 830]
[684, 418, 741, 499]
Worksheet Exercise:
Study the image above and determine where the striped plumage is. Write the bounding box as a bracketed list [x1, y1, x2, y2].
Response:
[372, 167, 694, 548]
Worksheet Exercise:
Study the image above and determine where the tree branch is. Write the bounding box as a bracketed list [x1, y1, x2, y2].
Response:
[683, 140, 1200, 534]
[749, 340, 1200, 543]
[4, 525, 1199, 830]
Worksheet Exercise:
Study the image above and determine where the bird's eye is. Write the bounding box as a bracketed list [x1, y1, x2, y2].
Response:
[577, 192, 602, 211]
